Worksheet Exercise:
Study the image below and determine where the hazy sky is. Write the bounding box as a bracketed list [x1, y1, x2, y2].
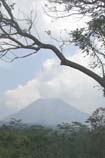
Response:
[0, 0, 105, 119]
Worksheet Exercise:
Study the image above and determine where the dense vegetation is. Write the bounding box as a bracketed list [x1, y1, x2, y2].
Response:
[0, 108, 105, 158]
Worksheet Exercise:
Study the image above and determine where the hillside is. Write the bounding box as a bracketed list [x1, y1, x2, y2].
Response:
[6, 98, 89, 126]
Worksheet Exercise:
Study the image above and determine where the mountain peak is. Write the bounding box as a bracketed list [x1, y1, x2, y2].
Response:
[6, 98, 89, 126]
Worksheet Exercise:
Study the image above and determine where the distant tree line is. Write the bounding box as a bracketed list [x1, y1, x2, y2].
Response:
[0, 107, 105, 158]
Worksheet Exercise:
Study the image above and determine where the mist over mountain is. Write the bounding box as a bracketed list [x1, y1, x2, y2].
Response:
[6, 98, 89, 126]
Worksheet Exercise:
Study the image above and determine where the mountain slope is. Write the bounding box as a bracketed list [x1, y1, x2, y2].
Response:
[6, 98, 89, 126]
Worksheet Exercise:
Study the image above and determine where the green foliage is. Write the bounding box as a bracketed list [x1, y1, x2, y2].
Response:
[48, 0, 105, 75]
[0, 113, 105, 158]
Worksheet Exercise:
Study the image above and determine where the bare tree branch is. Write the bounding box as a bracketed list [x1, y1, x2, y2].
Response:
[0, 0, 105, 95]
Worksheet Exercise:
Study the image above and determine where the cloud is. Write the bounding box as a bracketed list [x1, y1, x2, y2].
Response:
[5, 79, 40, 110]
[0, 75, 41, 118]
[2, 52, 105, 115]
[39, 54, 105, 113]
